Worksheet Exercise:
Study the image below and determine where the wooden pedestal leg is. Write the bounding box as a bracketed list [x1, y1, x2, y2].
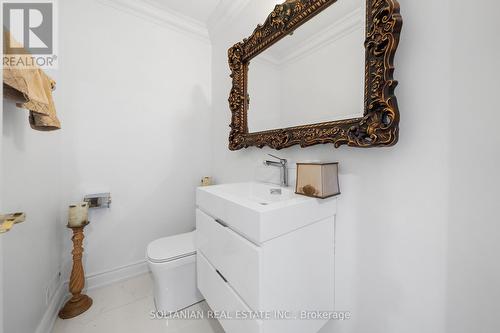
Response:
[58, 225, 93, 319]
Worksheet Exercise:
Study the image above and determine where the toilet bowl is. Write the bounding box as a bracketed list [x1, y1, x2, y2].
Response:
[147, 231, 203, 313]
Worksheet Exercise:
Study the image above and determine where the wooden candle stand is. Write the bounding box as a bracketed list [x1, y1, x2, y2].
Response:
[58, 222, 93, 319]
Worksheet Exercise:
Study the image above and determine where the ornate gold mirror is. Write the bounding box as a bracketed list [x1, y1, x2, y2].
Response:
[228, 0, 402, 150]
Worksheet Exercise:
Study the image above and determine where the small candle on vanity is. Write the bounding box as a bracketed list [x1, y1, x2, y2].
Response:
[68, 202, 89, 227]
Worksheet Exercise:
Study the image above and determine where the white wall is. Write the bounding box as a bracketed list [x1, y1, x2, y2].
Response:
[57, 0, 212, 277]
[210, 0, 452, 332]
[1, 99, 64, 333]
[211, 0, 500, 332]
[446, 1, 500, 332]
[1, 1, 213, 332]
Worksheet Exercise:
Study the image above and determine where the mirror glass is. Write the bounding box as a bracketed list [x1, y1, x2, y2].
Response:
[247, 0, 365, 133]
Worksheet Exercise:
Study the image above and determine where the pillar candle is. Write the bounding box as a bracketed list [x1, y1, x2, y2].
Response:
[68, 202, 89, 227]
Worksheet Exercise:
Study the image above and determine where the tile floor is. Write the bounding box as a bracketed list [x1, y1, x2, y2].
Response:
[52, 273, 224, 333]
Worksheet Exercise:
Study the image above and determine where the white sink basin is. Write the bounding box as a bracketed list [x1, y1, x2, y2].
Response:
[196, 182, 337, 244]
[210, 182, 298, 205]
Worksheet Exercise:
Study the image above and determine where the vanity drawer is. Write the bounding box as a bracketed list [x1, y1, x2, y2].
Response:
[197, 252, 262, 333]
[196, 209, 261, 311]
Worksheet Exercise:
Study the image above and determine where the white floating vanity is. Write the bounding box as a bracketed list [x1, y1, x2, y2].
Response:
[196, 182, 337, 333]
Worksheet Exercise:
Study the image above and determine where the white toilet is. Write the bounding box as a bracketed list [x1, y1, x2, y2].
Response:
[146, 231, 203, 313]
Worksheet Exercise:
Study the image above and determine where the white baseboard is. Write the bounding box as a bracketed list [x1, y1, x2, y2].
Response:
[36, 260, 149, 333]
[35, 282, 66, 333]
[85, 260, 149, 291]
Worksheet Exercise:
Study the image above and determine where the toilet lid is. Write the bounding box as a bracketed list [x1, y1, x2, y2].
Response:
[147, 231, 196, 263]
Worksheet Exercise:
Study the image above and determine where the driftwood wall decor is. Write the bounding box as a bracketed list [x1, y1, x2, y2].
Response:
[228, 0, 402, 150]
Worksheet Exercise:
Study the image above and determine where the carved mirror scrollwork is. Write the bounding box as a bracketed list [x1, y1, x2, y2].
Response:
[228, 0, 402, 150]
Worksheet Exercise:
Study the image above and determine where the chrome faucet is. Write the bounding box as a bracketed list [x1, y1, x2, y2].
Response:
[264, 154, 288, 187]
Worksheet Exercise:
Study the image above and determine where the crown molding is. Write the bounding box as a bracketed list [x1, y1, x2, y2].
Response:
[98, 0, 210, 42]
[256, 6, 364, 67]
[207, 0, 252, 39]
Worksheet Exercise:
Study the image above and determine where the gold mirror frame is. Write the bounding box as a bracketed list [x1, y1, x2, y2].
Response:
[228, 0, 402, 150]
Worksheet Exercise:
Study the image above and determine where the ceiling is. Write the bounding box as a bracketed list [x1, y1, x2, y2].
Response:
[145, 0, 221, 25]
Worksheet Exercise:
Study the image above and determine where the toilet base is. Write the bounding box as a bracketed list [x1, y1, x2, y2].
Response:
[149, 254, 204, 313]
